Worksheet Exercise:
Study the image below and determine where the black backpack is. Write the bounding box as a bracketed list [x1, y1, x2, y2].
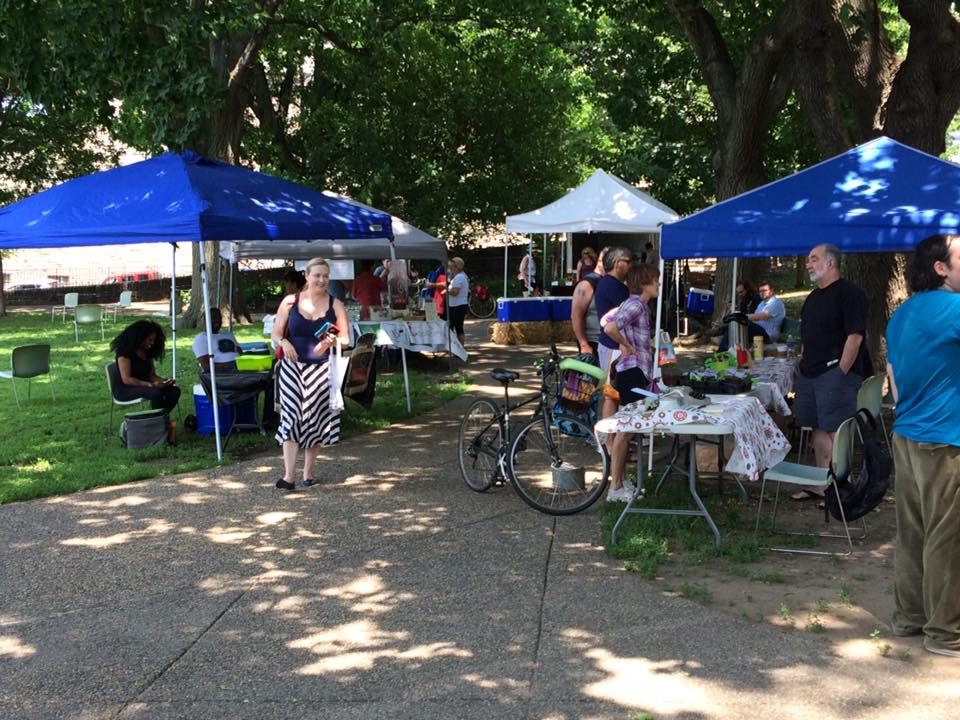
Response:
[825, 409, 892, 522]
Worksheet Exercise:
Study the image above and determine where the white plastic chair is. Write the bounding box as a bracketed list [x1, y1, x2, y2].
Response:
[110, 290, 133, 321]
[105, 363, 143, 433]
[51, 292, 79, 322]
[74, 304, 105, 342]
[856, 372, 888, 450]
[755, 416, 865, 555]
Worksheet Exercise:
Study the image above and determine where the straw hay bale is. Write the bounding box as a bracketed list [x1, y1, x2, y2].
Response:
[490, 320, 577, 346]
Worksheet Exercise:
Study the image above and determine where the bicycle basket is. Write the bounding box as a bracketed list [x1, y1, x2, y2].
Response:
[554, 367, 600, 436]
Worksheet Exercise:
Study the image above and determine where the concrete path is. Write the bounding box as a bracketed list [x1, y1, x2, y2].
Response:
[1, 319, 957, 719]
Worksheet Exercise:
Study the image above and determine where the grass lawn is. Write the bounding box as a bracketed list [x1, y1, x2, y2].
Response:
[0, 311, 467, 504]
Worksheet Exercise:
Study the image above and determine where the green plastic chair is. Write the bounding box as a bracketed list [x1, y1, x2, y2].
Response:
[0, 344, 55, 408]
[754, 416, 865, 555]
[74, 304, 104, 342]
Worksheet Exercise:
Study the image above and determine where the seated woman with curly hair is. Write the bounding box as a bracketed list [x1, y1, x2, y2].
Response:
[109, 320, 181, 412]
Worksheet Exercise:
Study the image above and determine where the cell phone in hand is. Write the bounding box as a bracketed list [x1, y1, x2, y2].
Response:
[314, 321, 340, 339]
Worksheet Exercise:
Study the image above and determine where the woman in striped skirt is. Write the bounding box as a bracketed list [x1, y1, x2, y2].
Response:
[271, 258, 350, 490]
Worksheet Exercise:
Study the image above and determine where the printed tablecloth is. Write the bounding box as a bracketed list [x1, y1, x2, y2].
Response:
[595, 396, 790, 481]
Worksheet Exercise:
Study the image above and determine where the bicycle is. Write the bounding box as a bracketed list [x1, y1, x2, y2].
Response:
[467, 282, 495, 318]
[457, 346, 610, 515]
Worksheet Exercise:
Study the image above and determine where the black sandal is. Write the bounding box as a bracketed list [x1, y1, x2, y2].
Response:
[302, 478, 319, 487]
[275, 479, 295, 490]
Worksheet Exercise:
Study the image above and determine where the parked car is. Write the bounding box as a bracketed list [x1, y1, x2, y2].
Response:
[101, 271, 158, 285]
[7, 283, 43, 291]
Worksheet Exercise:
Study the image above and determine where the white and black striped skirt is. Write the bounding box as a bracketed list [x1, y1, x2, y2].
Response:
[275, 359, 341, 448]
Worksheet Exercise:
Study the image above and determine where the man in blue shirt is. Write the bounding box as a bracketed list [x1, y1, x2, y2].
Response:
[718, 279, 786, 350]
[886, 233, 960, 658]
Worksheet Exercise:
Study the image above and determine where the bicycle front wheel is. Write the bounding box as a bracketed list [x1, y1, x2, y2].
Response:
[468, 293, 496, 318]
[508, 416, 609, 515]
[458, 398, 503, 492]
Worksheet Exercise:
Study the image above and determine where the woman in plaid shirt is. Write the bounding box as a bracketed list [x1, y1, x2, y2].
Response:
[602, 263, 660, 502]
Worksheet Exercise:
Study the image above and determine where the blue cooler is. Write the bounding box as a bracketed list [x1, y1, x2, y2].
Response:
[686, 287, 715, 316]
[496, 298, 551, 322]
[547, 298, 573, 321]
[193, 384, 257, 436]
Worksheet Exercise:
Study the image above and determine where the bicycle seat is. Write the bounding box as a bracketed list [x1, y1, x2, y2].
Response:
[490, 368, 520, 385]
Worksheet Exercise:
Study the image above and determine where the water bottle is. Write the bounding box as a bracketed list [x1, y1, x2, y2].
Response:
[786, 334, 795, 358]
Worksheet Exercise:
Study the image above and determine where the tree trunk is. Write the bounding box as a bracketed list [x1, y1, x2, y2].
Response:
[0, 254, 6, 317]
[845, 252, 906, 371]
[794, 255, 805, 289]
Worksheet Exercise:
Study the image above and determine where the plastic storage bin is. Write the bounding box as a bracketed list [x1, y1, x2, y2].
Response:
[686, 287, 715, 316]
[193, 384, 257, 436]
[235, 354, 272, 371]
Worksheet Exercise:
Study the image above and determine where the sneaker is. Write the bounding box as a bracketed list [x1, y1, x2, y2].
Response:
[923, 636, 960, 658]
[275, 479, 295, 491]
[621, 479, 637, 500]
[606, 485, 631, 503]
[302, 478, 319, 488]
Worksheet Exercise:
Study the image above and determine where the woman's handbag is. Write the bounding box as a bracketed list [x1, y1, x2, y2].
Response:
[601, 351, 620, 402]
[273, 293, 298, 360]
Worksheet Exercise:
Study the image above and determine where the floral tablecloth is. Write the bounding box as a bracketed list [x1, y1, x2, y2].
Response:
[350, 320, 468, 361]
[595, 396, 791, 481]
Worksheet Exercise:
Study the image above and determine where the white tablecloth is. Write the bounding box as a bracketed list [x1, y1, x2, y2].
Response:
[350, 320, 468, 361]
[595, 396, 790, 481]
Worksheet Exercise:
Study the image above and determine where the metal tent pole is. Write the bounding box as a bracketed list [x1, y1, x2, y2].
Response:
[731, 257, 738, 312]
[228, 258, 235, 328]
[199, 239, 223, 462]
[171, 243, 177, 381]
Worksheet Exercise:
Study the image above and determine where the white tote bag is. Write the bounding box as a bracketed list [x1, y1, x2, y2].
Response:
[328, 341, 349, 412]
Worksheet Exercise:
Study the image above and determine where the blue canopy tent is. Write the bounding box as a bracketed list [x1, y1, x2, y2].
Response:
[0, 151, 393, 460]
[648, 136, 960, 391]
[661, 136, 960, 259]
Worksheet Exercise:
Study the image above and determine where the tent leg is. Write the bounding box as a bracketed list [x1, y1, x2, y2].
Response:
[228, 259, 235, 328]
[199, 240, 222, 463]
[503, 221, 509, 300]
[401, 347, 412, 414]
[171, 243, 177, 381]
[731, 257, 738, 313]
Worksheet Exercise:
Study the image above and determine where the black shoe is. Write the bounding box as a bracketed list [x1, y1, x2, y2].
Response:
[302, 478, 319, 487]
[275, 479, 295, 490]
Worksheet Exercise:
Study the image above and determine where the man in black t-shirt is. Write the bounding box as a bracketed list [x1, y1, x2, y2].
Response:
[793, 243, 871, 499]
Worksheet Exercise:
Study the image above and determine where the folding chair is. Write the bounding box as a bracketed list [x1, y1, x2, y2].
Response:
[755, 416, 866, 555]
[109, 290, 133, 321]
[105, 363, 143, 434]
[51, 292, 79, 322]
[1, 345, 55, 408]
[74, 304, 105, 342]
[856, 372, 888, 450]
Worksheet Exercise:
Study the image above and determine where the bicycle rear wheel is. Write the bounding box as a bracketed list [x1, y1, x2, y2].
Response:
[458, 398, 503, 492]
[508, 415, 609, 515]
[468, 293, 496, 318]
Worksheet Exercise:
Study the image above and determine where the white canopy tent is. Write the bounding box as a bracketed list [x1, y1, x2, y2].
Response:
[219, 201, 449, 414]
[503, 169, 679, 296]
[220, 194, 447, 263]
